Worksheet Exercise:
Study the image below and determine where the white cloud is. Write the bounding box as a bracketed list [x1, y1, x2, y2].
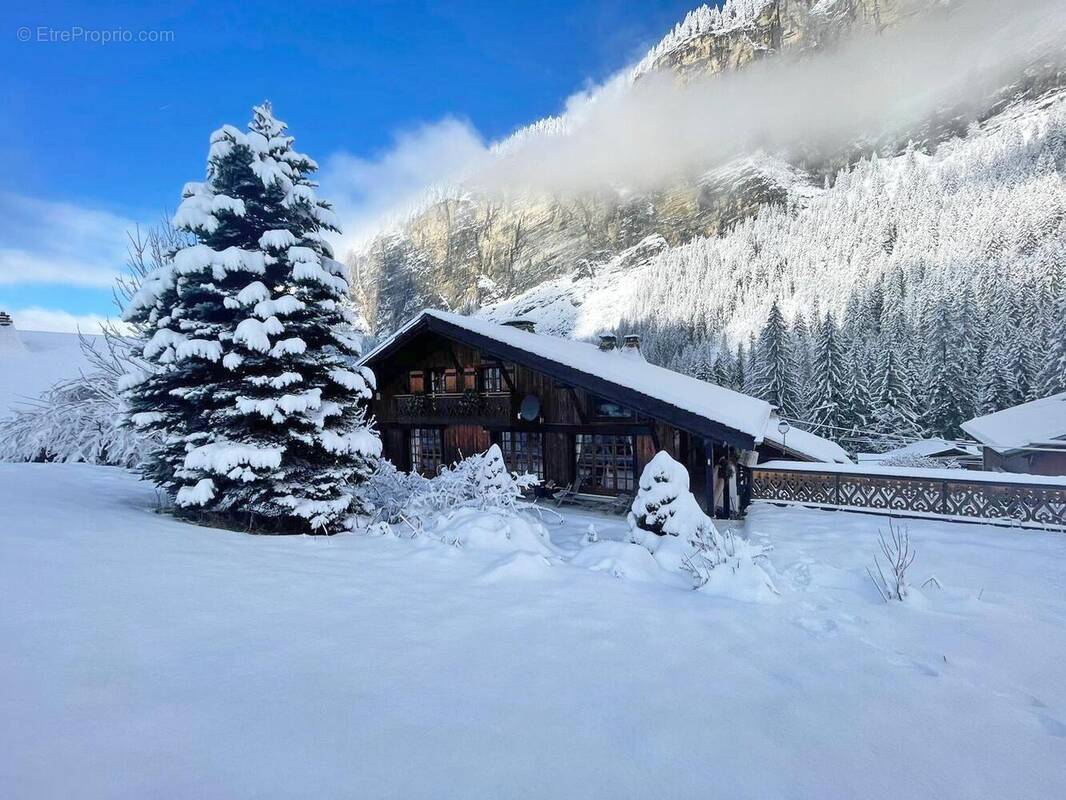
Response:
[7, 307, 122, 334]
[321, 0, 1065, 251]
[0, 193, 137, 287]
[319, 117, 489, 252]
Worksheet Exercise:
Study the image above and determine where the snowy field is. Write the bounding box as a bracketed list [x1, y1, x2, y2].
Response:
[2, 464, 1065, 799]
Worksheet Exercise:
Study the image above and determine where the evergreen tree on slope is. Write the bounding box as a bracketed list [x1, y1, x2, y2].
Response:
[806, 313, 848, 435]
[1036, 290, 1066, 398]
[751, 301, 796, 415]
[123, 103, 381, 533]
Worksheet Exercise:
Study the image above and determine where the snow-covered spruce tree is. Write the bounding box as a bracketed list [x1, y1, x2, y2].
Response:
[123, 103, 380, 533]
[806, 312, 848, 435]
[871, 345, 921, 442]
[751, 300, 796, 415]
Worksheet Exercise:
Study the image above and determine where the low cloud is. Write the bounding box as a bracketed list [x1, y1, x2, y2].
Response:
[323, 0, 1066, 245]
[320, 117, 489, 252]
[478, 0, 1066, 195]
[0, 193, 137, 288]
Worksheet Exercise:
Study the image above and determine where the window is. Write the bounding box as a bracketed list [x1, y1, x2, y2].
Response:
[409, 428, 443, 476]
[575, 434, 635, 493]
[590, 394, 634, 419]
[480, 365, 504, 393]
[498, 431, 544, 480]
[429, 369, 447, 394]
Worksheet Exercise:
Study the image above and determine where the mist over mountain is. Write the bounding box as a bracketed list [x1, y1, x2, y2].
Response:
[344, 0, 1066, 443]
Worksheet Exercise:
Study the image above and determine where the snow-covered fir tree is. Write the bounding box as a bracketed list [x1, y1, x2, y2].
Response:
[806, 313, 847, 435]
[123, 103, 381, 533]
[751, 300, 795, 415]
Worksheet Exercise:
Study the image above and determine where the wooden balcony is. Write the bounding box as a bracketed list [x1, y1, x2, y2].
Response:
[386, 392, 513, 424]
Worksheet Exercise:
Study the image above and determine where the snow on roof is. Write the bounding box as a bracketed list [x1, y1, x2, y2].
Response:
[0, 330, 100, 417]
[764, 422, 851, 464]
[363, 310, 848, 462]
[961, 392, 1066, 453]
[856, 438, 981, 463]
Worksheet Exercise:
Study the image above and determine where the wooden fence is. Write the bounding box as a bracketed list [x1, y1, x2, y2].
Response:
[750, 463, 1066, 531]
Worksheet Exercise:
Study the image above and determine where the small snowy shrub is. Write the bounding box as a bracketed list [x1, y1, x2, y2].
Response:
[628, 452, 775, 599]
[867, 520, 916, 602]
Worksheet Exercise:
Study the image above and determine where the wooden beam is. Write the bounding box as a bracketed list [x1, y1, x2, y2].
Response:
[566, 385, 588, 424]
[495, 359, 517, 393]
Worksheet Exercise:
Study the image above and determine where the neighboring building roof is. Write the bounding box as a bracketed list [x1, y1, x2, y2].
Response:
[961, 392, 1066, 454]
[856, 438, 981, 463]
[764, 423, 851, 464]
[362, 309, 850, 463]
[0, 329, 101, 417]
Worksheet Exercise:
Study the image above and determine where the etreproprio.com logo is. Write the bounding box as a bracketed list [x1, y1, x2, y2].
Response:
[17, 26, 175, 44]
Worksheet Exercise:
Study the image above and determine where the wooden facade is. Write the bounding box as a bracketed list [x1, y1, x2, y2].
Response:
[362, 318, 764, 515]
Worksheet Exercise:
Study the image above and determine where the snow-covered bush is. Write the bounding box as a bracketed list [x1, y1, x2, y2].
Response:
[124, 104, 381, 534]
[361, 446, 546, 549]
[375, 444, 539, 522]
[0, 224, 182, 467]
[880, 453, 962, 470]
[628, 451, 776, 599]
[0, 350, 144, 467]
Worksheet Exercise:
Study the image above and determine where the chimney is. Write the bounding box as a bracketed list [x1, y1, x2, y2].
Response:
[598, 333, 618, 352]
[0, 311, 12, 327]
[622, 334, 641, 353]
[503, 319, 536, 333]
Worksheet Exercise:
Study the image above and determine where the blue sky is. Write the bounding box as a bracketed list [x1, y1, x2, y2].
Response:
[0, 0, 695, 331]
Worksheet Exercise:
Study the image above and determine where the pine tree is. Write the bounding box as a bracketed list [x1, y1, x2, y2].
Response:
[871, 344, 920, 442]
[917, 294, 968, 438]
[976, 333, 1014, 415]
[124, 103, 381, 533]
[807, 313, 848, 435]
[752, 301, 796, 414]
[1036, 291, 1066, 398]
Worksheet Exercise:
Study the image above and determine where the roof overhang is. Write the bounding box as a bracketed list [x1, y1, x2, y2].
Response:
[362, 312, 758, 451]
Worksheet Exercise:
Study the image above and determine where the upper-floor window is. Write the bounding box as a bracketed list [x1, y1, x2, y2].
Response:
[590, 394, 633, 419]
[429, 368, 447, 394]
[480, 365, 503, 393]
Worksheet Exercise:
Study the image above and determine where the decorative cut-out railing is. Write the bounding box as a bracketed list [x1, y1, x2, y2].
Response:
[750, 461, 1066, 531]
[391, 392, 512, 423]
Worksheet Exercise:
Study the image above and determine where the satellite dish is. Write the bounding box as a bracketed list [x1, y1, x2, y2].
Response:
[519, 394, 541, 422]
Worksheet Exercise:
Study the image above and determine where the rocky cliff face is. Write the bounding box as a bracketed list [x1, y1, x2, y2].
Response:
[348, 0, 1061, 337]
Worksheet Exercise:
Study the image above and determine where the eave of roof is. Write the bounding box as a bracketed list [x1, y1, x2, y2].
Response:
[362, 310, 766, 451]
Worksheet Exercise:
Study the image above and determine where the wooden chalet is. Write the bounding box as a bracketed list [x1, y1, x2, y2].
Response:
[360, 310, 849, 516]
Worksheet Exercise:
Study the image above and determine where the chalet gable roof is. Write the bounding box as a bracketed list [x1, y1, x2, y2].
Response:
[361, 310, 849, 463]
[962, 392, 1066, 454]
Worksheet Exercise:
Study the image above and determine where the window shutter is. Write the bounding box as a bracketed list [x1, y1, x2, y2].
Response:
[463, 367, 477, 391]
[409, 371, 424, 394]
[444, 368, 459, 393]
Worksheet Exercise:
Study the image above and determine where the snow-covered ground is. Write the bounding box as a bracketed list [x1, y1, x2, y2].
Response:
[0, 329, 98, 416]
[2, 463, 1065, 799]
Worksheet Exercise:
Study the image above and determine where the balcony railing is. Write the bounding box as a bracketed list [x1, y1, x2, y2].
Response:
[389, 392, 513, 424]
